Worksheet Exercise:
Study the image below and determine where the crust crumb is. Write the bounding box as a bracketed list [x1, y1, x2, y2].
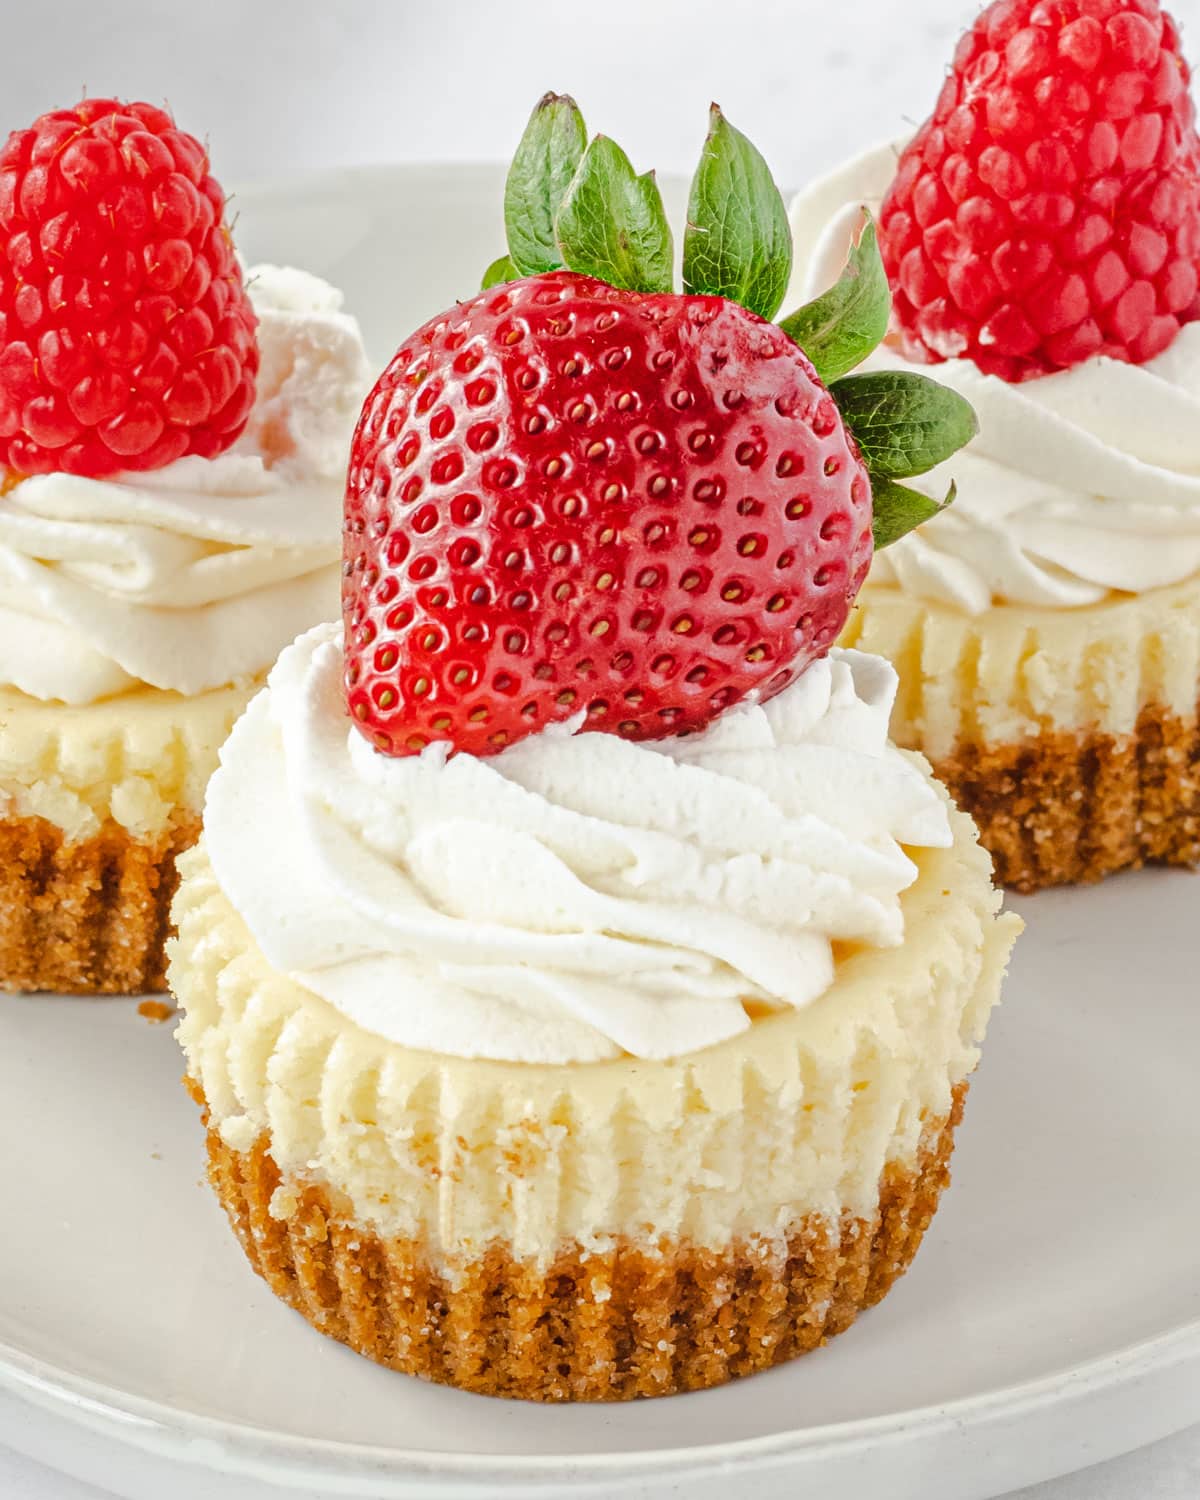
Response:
[137, 999, 175, 1024]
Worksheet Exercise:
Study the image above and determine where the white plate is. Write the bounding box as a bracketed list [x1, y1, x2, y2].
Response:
[1, 165, 1199, 1500]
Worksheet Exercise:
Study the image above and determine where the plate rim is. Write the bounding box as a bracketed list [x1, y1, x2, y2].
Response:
[3, 161, 1200, 1497]
[2, 1314, 1198, 1487]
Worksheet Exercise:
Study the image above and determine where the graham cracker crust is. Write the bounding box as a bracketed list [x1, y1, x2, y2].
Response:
[197, 1080, 966, 1402]
[0, 813, 202, 994]
[932, 704, 1200, 894]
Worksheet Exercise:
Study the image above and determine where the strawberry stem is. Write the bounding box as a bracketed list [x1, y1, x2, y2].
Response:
[554, 137, 674, 295]
[481, 253, 517, 289]
[683, 105, 793, 322]
[871, 477, 957, 549]
[504, 92, 588, 277]
[778, 216, 891, 383]
[831, 370, 978, 479]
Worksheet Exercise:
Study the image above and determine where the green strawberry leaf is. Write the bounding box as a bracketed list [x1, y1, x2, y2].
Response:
[871, 476, 957, 550]
[830, 370, 978, 478]
[481, 254, 518, 289]
[778, 217, 891, 384]
[504, 92, 588, 276]
[555, 136, 674, 294]
[682, 105, 792, 322]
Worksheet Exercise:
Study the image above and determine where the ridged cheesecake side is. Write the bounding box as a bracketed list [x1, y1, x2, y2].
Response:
[195, 1078, 966, 1400]
[841, 576, 1200, 891]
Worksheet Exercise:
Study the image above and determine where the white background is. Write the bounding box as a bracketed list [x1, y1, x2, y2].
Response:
[2, 1, 1199, 1495]
[5, 0, 968, 191]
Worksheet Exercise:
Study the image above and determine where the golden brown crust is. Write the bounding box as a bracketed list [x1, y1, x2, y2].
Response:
[931, 704, 1200, 894]
[198, 1081, 966, 1402]
[0, 813, 201, 994]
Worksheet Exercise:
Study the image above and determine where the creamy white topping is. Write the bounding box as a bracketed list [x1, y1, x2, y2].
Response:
[788, 143, 1200, 614]
[0, 265, 372, 702]
[203, 624, 952, 1065]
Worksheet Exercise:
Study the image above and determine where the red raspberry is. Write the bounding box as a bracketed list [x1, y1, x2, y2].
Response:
[0, 98, 258, 476]
[879, 0, 1200, 380]
[343, 272, 873, 758]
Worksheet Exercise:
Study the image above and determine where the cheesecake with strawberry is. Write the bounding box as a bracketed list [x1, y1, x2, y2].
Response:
[0, 98, 371, 993]
[170, 97, 1020, 1400]
[791, 0, 1200, 891]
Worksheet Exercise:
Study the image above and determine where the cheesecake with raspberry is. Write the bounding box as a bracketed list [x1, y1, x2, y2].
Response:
[0, 99, 371, 993]
[791, 0, 1200, 891]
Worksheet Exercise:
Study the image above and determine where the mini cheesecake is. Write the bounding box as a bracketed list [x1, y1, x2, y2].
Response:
[174, 787, 1016, 1400]
[790, 125, 1200, 892]
[170, 95, 1016, 1400]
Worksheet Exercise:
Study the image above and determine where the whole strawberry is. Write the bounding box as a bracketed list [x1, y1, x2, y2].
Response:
[880, 0, 1200, 380]
[345, 98, 976, 757]
[0, 98, 258, 476]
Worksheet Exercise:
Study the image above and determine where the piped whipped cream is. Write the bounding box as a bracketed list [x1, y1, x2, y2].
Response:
[788, 143, 1200, 615]
[0, 265, 372, 703]
[203, 624, 952, 1065]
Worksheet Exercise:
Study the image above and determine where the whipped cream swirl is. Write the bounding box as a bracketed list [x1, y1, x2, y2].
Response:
[204, 624, 952, 1065]
[0, 265, 372, 702]
[788, 143, 1200, 614]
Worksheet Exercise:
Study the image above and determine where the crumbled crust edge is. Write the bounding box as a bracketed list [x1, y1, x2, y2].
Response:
[933, 706, 1200, 892]
[0, 813, 202, 993]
